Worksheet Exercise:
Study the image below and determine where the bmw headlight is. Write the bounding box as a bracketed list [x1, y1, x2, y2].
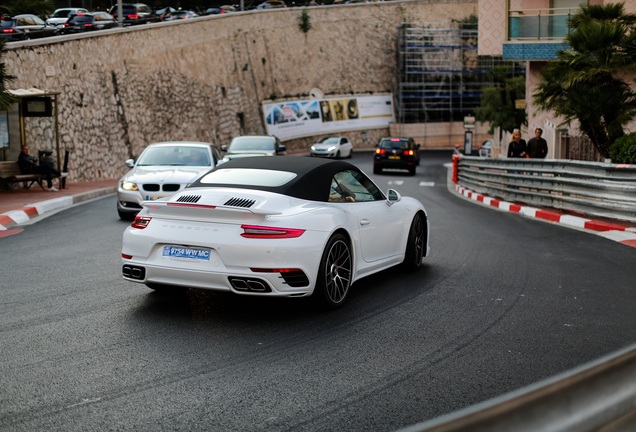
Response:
[121, 181, 139, 191]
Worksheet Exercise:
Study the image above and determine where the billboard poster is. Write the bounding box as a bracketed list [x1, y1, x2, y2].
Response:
[262, 94, 395, 141]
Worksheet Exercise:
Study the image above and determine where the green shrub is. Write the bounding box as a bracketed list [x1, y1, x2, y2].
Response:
[609, 133, 636, 163]
[298, 10, 311, 33]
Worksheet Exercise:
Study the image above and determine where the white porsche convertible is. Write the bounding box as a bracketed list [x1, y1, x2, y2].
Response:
[121, 156, 429, 309]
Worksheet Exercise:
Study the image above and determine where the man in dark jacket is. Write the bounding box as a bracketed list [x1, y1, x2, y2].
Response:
[17, 145, 61, 191]
[527, 127, 548, 158]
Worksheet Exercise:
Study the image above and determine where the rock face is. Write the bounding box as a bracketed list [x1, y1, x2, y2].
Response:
[3, 1, 477, 181]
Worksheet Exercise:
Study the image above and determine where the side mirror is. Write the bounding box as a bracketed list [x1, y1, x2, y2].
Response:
[278, 144, 286, 153]
[125, 158, 135, 168]
[221, 145, 228, 153]
[386, 188, 401, 205]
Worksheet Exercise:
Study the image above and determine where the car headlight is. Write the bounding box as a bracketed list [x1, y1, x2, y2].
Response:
[310, 145, 317, 151]
[120, 181, 139, 191]
[327, 146, 337, 151]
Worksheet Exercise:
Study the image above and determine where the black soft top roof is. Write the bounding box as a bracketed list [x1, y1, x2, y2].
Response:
[188, 156, 363, 202]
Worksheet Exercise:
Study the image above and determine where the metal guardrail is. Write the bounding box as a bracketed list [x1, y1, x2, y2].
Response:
[399, 343, 636, 432]
[453, 156, 636, 224]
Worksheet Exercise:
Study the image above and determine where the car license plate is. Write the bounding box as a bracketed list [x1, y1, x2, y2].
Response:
[389, 155, 400, 160]
[163, 246, 211, 260]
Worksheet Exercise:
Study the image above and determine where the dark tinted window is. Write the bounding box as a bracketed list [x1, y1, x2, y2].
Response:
[379, 138, 410, 150]
[69, 15, 93, 24]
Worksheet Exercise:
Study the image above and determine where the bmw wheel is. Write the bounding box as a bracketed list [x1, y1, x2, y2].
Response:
[313, 233, 352, 309]
[402, 213, 426, 271]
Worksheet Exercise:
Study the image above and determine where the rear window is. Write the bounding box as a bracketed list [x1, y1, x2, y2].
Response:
[0, 20, 14, 28]
[379, 138, 409, 150]
[69, 15, 93, 24]
[199, 168, 296, 187]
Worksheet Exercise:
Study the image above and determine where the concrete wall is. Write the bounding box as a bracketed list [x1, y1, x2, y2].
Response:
[2, 0, 477, 181]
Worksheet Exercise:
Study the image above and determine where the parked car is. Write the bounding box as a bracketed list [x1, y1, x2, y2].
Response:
[255, 1, 288, 9]
[60, 12, 117, 34]
[203, 5, 237, 14]
[220, 135, 286, 163]
[121, 156, 430, 309]
[117, 141, 221, 220]
[373, 137, 420, 176]
[46, 8, 89, 26]
[108, 3, 160, 26]
[310, 136, 353, 159]
[0, 15, 59, 41]
[164, 10, 199, 21]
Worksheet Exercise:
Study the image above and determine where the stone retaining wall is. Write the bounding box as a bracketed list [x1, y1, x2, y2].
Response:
[3, 0, 477, 181]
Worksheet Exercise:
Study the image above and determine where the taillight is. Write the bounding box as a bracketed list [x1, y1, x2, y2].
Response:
[64, 23, 70, 27]
[2, 29, 16, 34]
[375, 148, 386, 155]
[131, 216, 151, 229]
[241, 225, 305, 239]
[83, 23, 93, 28]
[122, 254, 133, 259]
[250, 267, 302, 273]
[127, 13, 139, 19]
[403, 149, 414, 156]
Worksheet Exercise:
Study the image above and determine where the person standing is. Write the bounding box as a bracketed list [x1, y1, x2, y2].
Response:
[507, 128, 527, 158]
[527, 127, 548, 158]
[17, 145, 61, 192]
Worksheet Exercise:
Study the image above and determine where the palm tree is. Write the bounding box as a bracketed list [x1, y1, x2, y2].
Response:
[0, 40, 16, 112]
[533, 3, 636, 159]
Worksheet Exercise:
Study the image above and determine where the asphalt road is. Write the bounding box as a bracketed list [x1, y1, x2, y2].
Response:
[1, 150, 635, 431]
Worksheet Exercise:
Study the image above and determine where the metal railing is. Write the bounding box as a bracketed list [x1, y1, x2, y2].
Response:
[453, 156, 636, 224]
[400, 343, 636, 432]
[508, 8, 578, 40]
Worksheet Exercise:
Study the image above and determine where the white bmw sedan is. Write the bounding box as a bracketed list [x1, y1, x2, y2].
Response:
[117, 141, 221, 220]
[121, 156, 429, 309]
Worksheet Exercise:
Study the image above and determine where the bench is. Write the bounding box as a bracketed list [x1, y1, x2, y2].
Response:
[0, 161, 47, 191]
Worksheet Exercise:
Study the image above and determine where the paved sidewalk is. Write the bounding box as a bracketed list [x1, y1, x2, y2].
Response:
[0, 179, 118, 230]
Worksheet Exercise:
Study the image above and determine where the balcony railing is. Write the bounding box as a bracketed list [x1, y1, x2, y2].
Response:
[508, 8, 579, 40]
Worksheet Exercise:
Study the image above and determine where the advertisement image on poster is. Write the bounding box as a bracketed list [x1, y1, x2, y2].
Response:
[263, 94, 394, 141]
[0, 111, 9, 149]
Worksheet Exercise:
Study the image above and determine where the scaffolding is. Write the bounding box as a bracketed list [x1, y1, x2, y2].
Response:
[397, 22, 525, 124]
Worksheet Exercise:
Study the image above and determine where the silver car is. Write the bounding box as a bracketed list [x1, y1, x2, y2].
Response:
[117, 141, 221, 220]
[46, 8, 89, 26]
[220, 135, 286, 164]
[310, 136, 353, 159]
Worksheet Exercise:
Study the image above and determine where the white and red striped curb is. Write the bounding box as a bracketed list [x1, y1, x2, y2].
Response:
[0, 196, 74, 230]
[454, 184, 636, 248]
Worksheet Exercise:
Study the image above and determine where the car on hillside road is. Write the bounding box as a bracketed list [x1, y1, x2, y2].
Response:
[220, 135, 286, 163]
[0, 15, 59, 41]
[121, 156, 430, 309]
[373, 137, 420, 176]
[310, 136, 353, 159]
[164, 10, 199, 21]
[117, 141, 222, 220]
[108, 3, 160, 26]
[46, 8, 89, 26]
[60, 12, 118, 34]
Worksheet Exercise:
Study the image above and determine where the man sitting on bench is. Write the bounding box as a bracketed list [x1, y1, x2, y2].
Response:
[17, 145, 61, 192]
